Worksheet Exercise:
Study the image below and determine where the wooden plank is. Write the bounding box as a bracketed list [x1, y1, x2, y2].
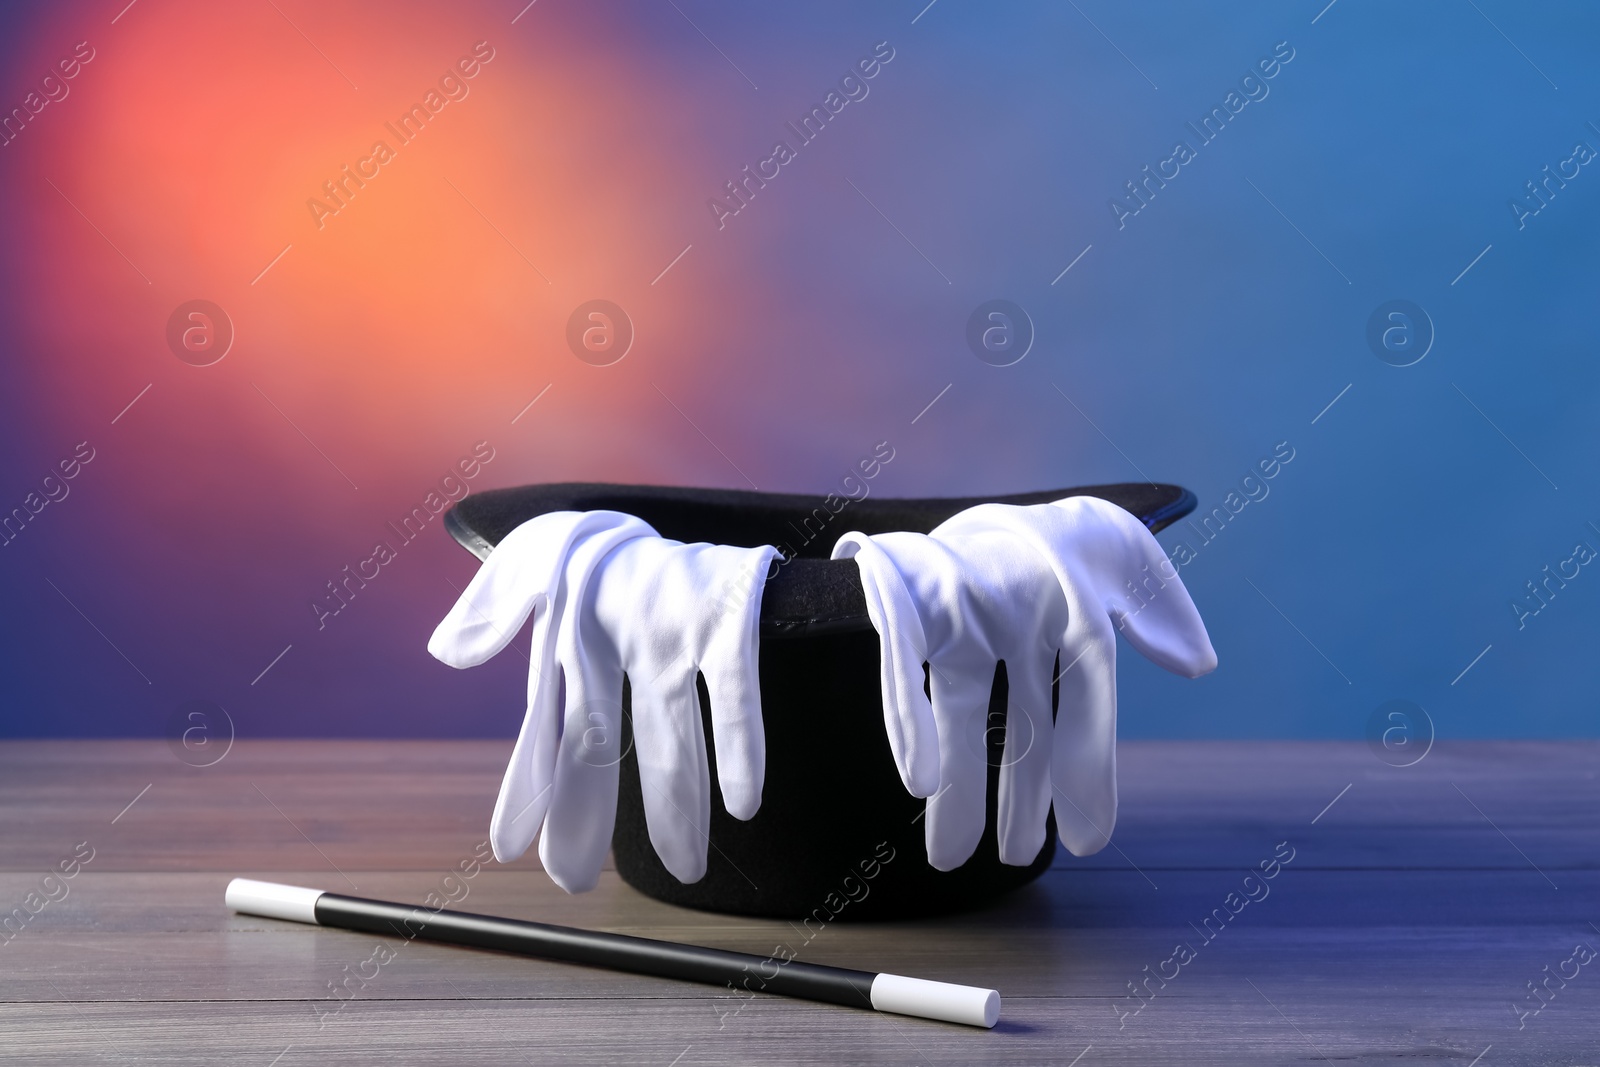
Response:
[0, 741, 511, 873]
[2, 741, 1596, 872]
[0, 988, 1592, 1066]
[0, 740, 1594, 1063]
[0, 870, 1595, 1002]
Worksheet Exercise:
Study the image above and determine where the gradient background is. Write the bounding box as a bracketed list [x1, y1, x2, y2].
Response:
[0, 0, 1595, 743]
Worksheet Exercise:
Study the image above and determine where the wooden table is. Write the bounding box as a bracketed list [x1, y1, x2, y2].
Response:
[1, 740, 1594, 1065]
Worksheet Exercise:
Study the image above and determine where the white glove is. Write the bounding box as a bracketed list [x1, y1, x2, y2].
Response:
[833, 496, 1216, 870]
[428, 511, 778, 892]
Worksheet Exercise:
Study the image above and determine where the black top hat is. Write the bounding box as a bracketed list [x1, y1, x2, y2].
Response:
[444, 481, 1196, 920]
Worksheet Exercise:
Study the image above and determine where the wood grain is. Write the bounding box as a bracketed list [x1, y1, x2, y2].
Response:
[0, 740, 1594, 1064]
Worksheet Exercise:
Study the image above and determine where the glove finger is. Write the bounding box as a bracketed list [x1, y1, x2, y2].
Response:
[924, 655, 994, 871]
[996, 649, 1055, 866]
[488, 606, 562, 863]
[476, 513, 642, 864]
[578, 533, 715, 883]
[1051, 612, 1120, 856]
[537, 657, 626, 894]
[833, 533, 940, 797]
[533, 520, 653, 893]
[697, 546, 779, 821]
[630, 668, 713, 884]
[428, 512, 591, 668]
[1050, 496, 1218, 678]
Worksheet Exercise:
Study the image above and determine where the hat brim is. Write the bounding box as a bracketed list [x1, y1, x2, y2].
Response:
[444, 481, 1196, 639]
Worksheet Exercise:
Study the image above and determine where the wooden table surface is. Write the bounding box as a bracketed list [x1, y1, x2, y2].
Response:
[1, 740, 1595, 1065]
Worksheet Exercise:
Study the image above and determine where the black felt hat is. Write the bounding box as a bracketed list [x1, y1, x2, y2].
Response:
[444, 481, 1197, 920]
